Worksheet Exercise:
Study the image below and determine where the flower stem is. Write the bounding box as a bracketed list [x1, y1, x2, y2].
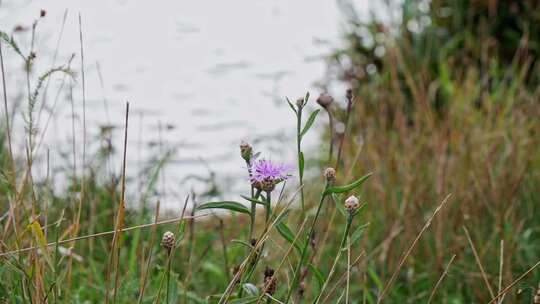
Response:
[249, 185, 256, 239]
[166, 254, 172, 303]
[284, 181, 330, 303]
[296, 106, 305, 214]
[313, 214, 353, 303]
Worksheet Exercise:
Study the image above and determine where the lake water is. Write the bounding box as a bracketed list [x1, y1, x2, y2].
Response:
[0, 0, 369, 208]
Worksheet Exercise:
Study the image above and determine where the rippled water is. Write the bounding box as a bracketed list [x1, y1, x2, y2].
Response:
[0, 0, 368, 208]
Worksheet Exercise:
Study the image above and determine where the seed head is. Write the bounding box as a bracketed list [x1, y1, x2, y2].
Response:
[161, 231, 175, 251]
[344, 195, 360, 212]
[239, 141, 253, 162]
[316, 93, 334, 109]
[324, 167, 336, 181]
[346, 88, 354, 102]
[263, 267, 276, 295]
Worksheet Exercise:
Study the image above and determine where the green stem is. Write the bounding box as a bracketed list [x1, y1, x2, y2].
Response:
[284, 181, 330, 303]
[166, 255, 172, 304]
[249, 186, 256, 239]
[313, 214, 353, 304]
[244, 191, 272, 285]
[296, 107, 305, 214]
[265, 191, 271, 224]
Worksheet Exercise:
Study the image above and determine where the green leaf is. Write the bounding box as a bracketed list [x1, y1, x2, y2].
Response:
[332, 194, 347, 217]
[242, 283, 259, 296]
[308, 263, 324, 289]
[286, 97, 297, 114]
[300, 109, 320, 138]
[305, 91, 310, 103]
[231, 239, 253, 249]
[299, 152, 305, 179]
[196, 201, 251, 215]
[276, 222, 303, 254]
[368, 266, 383, 291]
[29, 221, 53, 270]
[324, 172, 373, 195]
[349, 222, 370, 246]
[241, 195, 268, 207]
[230, 296, 259, 304]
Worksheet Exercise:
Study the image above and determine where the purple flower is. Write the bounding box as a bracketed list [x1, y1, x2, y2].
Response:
[250, 159, 291, 192]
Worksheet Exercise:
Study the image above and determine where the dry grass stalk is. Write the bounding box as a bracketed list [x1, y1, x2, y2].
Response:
[463, 226, 495, 299]
[427, 254, 456, 303]
[376, 194, 451, 303]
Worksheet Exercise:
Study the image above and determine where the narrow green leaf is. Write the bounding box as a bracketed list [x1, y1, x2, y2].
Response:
[304, 91, 310, 103]
[242, 283, 259, 296]
[286, 97, 297, 114]
[241, 195, 267, 206]
[350, 222, 370, 246]
[308, 263, 324, 289]
[300, 109, 320, 138]
[231, 239, 253, 249]
[276, 222, 303, 254]
[368, 266, 383, 290]
[299, 151, 305, 179]
[324, 172, 373, 195]
[332, 193, 347, 217]
[196, 201, 250, 215]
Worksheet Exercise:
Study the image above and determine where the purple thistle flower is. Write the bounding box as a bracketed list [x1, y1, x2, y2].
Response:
[250, 159, 291, 192]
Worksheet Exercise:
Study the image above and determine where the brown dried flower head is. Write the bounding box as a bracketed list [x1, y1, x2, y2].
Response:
[239, 141, 253, 162]
[316, 93, 334, 108]
[324, 167, 336, 181]
[161, 231, 175, 251]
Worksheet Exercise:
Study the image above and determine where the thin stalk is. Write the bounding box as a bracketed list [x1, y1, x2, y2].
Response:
[314, 215, 353, 304]
[335, 95, 354, 170]
[296, 105, 305, 213]
[284, 181, 330, 303]
[0, 41, 15, 181]
[249, 185, 256, 239]
[427, 254, 456, 304]
[326, 110, 334, 163]
[219, 219, 231, 281]
[240, 190, 271, 293]
[166, 255, 172, 304]
[137, 201, 161, 304]
[0, 214, 206, 258]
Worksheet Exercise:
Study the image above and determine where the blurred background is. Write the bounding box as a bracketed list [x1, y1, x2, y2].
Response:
[0, 0, 377, 207]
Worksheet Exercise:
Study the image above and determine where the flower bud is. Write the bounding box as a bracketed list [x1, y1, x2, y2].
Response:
[161, 231, 175, 251]
[40, 9, 47, 18]
[316, 93, 334, 109]
[324, 167, 336, 181]
[344, 195, 360, 212]
[295, 97, 304, 108]
[239, 141, 253, 162]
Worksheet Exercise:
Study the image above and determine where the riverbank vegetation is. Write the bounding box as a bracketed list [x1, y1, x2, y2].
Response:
[1, 0, 539, 303]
